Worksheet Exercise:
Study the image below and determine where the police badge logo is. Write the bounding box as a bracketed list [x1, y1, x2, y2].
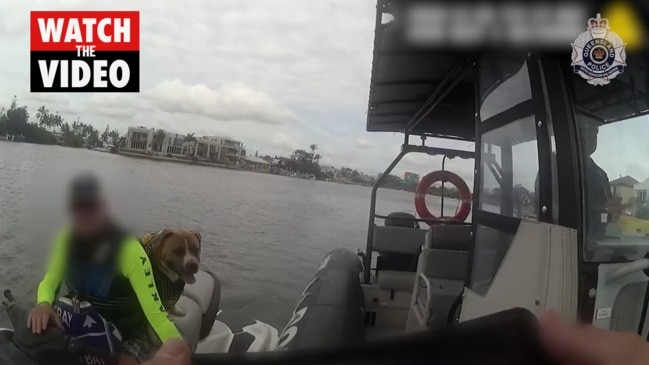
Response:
[571, 13, 626, 86]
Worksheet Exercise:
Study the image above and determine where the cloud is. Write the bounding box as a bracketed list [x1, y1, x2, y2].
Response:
[144, 79, 298, 126]
[1, 0, 408, 176]
[269, 132, 299, 153]
[354, 137, 372, 150]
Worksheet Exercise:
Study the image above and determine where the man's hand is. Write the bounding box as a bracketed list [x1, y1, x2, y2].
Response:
[27, 302, 61, 334]
[540, 310, 649, 365]
[141, 339, 191, 365]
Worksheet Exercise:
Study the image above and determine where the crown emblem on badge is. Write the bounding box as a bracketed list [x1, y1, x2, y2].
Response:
[571, 13, 626, 86]
[588, 13, 609, 39]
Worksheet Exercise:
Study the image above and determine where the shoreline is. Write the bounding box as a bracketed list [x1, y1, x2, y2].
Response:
[115, 151, 376, 188]
[1, 141, 379, 189]
[116, 151, 239, 170]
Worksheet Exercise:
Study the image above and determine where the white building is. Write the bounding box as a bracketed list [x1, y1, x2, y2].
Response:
[125, 126, 154, 153]
[160, 132, 186, 157]
[610, 175, 639, 204]
[635, 178, 649, 204]
[125, 127, 187, 157]
[124, 127, 247, 163]
[243, 156, 271, 170]
[195, 136, 245, 164]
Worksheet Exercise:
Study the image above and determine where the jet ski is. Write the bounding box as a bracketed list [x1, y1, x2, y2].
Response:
[0, 249, 366, 364]
[0, 287, 554, 365]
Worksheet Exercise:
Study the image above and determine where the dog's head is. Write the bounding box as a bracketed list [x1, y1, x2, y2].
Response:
[148, 229, 202, 284]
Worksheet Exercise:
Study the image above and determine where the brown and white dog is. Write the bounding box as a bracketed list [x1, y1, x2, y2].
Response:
[140, 229, 202, 316]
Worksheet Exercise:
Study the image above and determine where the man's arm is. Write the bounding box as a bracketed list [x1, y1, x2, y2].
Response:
[37, 229, 69, 305]
[118, 238, 182, 342]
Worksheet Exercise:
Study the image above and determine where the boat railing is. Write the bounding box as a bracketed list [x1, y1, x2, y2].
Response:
[363, 135, 474, 283]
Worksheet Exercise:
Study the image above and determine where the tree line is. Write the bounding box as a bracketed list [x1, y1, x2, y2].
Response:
[0, 96, 124, 149]
[284, 144, 323, 177]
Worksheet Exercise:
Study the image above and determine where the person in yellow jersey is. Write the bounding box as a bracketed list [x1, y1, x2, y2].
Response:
[27, 173, 182, 363]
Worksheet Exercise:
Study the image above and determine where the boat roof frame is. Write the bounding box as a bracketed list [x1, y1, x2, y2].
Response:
[366, 0, 477, 140]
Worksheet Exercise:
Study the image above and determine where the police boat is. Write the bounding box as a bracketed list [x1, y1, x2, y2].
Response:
[3, 0, 649, 364]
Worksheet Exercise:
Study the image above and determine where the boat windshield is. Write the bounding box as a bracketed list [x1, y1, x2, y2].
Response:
[573, 53, 649, 263]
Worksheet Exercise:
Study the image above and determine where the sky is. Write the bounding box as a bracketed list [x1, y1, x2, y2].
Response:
[1, 0, 477, 181]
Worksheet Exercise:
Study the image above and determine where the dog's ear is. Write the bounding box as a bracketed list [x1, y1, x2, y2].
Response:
[150, 229, 174, 255]
[192, 231, 202, 250]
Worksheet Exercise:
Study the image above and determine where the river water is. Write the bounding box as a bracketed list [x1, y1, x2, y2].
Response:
[0, 142, 456, 329]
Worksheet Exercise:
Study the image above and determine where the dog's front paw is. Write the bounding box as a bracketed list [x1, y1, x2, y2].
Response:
[169, 305, 185, 317]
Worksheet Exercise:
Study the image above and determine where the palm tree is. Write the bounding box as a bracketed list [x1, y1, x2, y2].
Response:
[184, 133, 196, 143]
[36, 105, 49, 129]
[52, 112, 63, 133]
[101, 125, 110, 143]
[72, 120, 80, 135]
[308, 144, 318, 163]
[60, 122, 72, 137]
[109, 130, 120, 145]
[313, 154, 322, 164]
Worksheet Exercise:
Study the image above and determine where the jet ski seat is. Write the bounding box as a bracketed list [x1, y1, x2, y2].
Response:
[406, 225, 472, 332]
[171, 270, 221, 351]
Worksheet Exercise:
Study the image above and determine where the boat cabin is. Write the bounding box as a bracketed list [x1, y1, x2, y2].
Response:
[362, 0, 649, 339]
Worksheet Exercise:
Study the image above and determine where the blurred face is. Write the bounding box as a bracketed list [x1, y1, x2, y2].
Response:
[70, 201, 107, 237]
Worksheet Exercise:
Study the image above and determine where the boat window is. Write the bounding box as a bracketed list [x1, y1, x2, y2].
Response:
[471, 53, 538, 296]
[480, 55, 532, 121]
[572, 53, 649, 263]
[479, 116, 539, 219]
[469, 225, 515, 296]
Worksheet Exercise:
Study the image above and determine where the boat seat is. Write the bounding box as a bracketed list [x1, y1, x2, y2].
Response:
[406, 225, 472, 332]
[373, 226, 427, 255]
[427, 224, 473, 251]
[377, 270, 417, 291]
[172, 270, 222, 350]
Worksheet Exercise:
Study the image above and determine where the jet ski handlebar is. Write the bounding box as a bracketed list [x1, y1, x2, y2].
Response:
[2, 290, 115, 365]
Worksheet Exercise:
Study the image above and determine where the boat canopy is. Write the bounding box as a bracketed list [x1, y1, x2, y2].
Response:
[366, 0, 649, 140]
[366, 0, 476, 140]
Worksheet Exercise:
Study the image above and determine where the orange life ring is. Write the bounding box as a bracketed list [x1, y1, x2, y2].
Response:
[415, 170, 472, 223]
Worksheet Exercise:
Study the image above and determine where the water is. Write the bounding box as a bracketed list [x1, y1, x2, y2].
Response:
[0, 142, 456, 329]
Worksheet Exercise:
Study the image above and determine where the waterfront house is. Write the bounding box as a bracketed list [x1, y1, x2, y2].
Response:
[635, 178, 649, 205]
[125, 126, 187, 157]
[192, 137, 221, 162]
[243, 156, 271, 171]
[125, 126, 154, 154]
[124, 126, 248, 165]
[161, 132, 185, 157]
[610, 175, 639, 205]
[193, 136, 245, 164]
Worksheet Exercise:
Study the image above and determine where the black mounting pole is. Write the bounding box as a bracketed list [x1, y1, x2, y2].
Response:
[441, 155, 447, 218]
[364, 136, 409, 284]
